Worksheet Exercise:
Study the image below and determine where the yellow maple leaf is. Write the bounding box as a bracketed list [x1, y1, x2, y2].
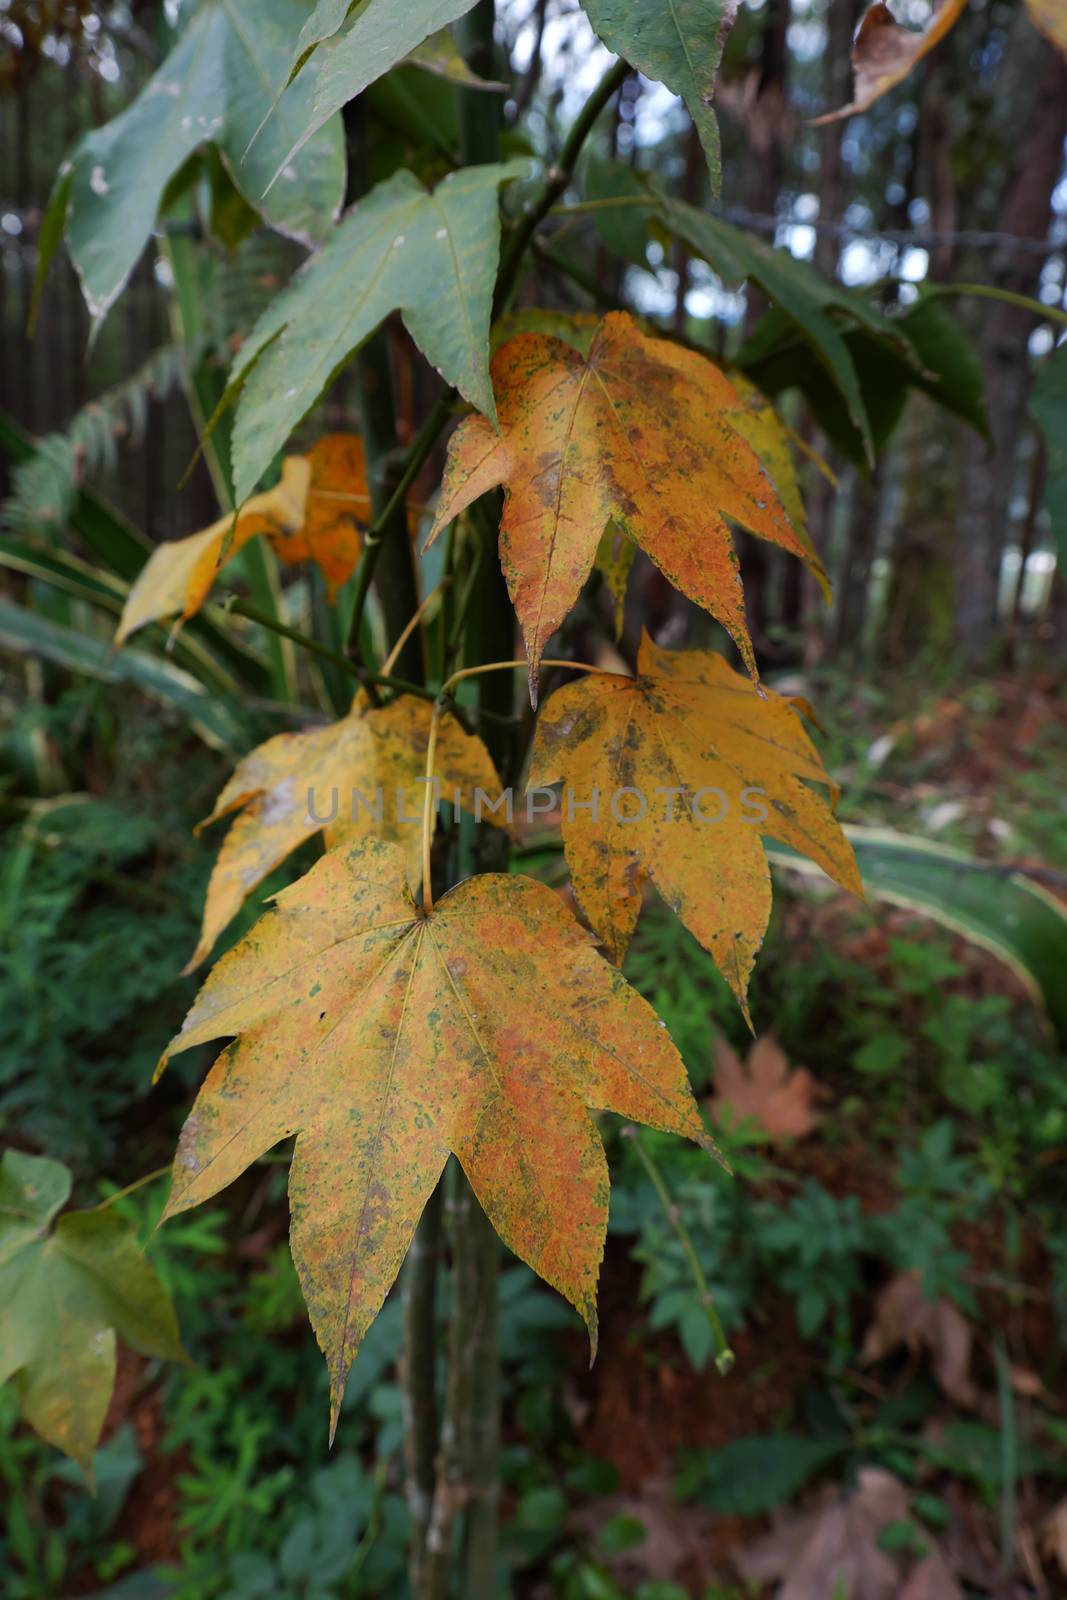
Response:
[162, 839, 711, 1434]
[115, 434, 381, 645]
[186, 693, 506, 971]
[426, 311, 826, 699]
[528, 634, 862, 1018]
[813, 0, 969, 124]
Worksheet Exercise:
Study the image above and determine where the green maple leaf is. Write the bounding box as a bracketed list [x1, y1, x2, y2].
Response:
[35, 0, 345, 326]
[0, 1152, 184, 1473]
[227, 162, 527, 502]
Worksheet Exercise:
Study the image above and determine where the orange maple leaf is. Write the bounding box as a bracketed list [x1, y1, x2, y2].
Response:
[161, 839, 711, 1434]
[528, 634, 862, 1015]
[426, 312, 826, 699]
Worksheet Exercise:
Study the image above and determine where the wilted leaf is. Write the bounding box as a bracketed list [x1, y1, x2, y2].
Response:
[861, 1271, 976, 1408]
[0, 1151, 183, 1472]
[115, 435, 379, 645]
[711, 1035, 824, 1139]
[229, 164, 526, 503]
[115, 457, 311, 646]
[736, 1468, 909, 1600]
[428, 313, 823, 698]
[898, 1552, 963, 1600]
[528, 634, 860, 1014]
[813, 0, 969, 125]
[270, 435, 373, 597]
[1042, 1497, 1067, 1578]
[187, 692, 506, 970]
[276, 0, 480, 174]
[36, 0, 344, 326]
[580, 0, 738, 190]
[162, 839, 710, 1433]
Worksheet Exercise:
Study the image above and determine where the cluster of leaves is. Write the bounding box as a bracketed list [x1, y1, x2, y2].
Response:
[4, 2, 1066, 1577]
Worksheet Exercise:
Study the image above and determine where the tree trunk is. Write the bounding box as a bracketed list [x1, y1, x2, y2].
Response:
[954, 20, 1067, 657]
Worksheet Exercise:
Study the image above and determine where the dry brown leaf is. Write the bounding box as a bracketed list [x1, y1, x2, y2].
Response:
[897, 1552, 964, 1600]
[860, 1272, 976, 1409]
[736, 1467, 909, 1600]
[1042, 1496, 1067, 1578]
[711, 1034, 824, 1140]
[813, 0, 969, 125]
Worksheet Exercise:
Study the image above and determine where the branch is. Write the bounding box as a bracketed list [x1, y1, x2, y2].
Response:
[493, 56, 631, 316]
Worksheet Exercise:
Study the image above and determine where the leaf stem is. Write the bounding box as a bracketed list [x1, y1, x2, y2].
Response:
[420, 697, 445, 914]
[345, 395, 455, 661]
[382, 580, 451, 678]
[441, 656, 628, 697]
[91, 1166, 170, 1211]
[493, 57, 630, 315]
[919, 280, 1067, 331]
[621, 1126, 735, 1375]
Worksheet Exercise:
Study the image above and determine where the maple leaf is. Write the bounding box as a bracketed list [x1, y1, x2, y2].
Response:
[36, 0, 344, 327]
[736, 1468, 910, 1600]
[813, 0, 968, 125]
[426, 312, 825, 699]
[161, 839, 710, 1434]
[580, 0, 736, 190]
[528, 634, 862, 1016]
[115, 435, 376, 645]
[711, 1034, 823, 1140]
[227, 163, 526, 503]
[0, 1150, 184, 1473]
[187, 692, 506, 970]
[860, 1271, 976, 1409]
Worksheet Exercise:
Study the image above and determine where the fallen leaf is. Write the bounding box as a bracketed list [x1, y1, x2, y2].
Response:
[1042, 1496, 1067, 1577]
[186, 692, 506, 970]
[736, 1467, 909, 1600]
[527, 633, 861, 1015]
[711, 1034, 824, 1139]
[427, 312, 824, 699]
[162, 839, 712, 1434]
[0, 1150, 183, 1472]
[861, 1272, 977, 1409]
[813, 0, 969, 125]
[898, 1552, 963, 1600]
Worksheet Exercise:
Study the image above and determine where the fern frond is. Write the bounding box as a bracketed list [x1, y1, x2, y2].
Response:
[2, 343, 191, 537]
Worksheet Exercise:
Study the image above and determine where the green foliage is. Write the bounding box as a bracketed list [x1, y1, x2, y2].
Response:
[38, 0, 345, 325]
[581, 0, 730, 187]
[227, 161, 526, 501]
[0, 1152, 183, 1470]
